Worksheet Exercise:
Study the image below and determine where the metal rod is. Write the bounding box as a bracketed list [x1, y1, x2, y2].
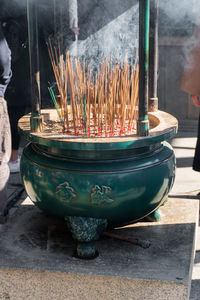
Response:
[103, 231, 151, 249]
[137, 0, 150, 136]
[27, 0, 42, 132]
[149, 0, 159, 112]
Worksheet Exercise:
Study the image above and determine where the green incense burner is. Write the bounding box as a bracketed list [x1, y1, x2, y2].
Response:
[19, 109, 177, 258]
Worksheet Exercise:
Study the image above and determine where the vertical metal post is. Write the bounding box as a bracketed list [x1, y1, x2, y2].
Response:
[27, 0, 42, 132]
[137, 0, 150, 136]
[149, 0, 159, 112]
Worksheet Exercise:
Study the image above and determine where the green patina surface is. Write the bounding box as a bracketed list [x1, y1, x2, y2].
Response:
[21, 140, 176, 226]
[19, 109, 177, 258]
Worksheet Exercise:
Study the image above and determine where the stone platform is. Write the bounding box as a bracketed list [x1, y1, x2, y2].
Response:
[0, 195, 198, 300]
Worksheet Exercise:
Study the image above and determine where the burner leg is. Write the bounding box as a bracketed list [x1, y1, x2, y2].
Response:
[66, 216, 107, 259]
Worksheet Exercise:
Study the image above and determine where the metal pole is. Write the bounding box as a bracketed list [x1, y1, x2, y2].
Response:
[27, 0, 42, 132]
[149, 0, 159, 112]
[137, 0, 150, 136]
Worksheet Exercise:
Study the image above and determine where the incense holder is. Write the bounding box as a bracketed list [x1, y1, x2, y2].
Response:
[19, 109, 177, 258]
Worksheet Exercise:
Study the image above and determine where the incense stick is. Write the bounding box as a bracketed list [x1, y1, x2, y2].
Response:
[48, 41, 139, 137]
[48, 87, 64, 128]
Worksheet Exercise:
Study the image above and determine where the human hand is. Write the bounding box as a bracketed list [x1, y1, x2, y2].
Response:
[190, 95, 200, 107]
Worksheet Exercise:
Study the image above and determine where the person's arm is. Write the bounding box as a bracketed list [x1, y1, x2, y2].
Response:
[191, 95, 200, 107]
[0, 25, 12, 98]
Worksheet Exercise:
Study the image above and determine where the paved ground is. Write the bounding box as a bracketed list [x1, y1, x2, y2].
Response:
[6, 131, 200, 300]
[167, 131, 200, 299]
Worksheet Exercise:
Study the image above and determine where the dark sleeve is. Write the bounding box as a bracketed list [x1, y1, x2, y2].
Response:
[0, 25, 12, 98]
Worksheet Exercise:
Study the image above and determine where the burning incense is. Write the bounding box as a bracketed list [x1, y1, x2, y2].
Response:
[48, 41, 139, 137]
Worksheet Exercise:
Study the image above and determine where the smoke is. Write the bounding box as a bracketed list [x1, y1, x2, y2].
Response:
[2, 0, 199, 107]
[159, 1, 198, 23]
[40, 0, 139, 70]
[158, 0, 200, 38]
[3, 1, 199, 40]
[158, 0, 200, 69]
[2, 0, 200, 27]
[3, 1, 199, 74]
[68, 2, 139, 67]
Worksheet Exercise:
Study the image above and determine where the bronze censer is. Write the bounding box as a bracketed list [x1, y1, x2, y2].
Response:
[19, 0, 177, 258]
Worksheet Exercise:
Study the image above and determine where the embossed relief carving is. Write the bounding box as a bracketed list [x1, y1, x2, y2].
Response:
[56, 182, 114, 206]
[56, 182, 76, 203]
[91, 185, 114, 206]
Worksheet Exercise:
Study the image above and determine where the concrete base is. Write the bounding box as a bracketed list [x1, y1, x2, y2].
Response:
[0, 196, 198, 300]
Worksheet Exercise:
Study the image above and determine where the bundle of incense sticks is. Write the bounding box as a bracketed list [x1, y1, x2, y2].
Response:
[48, 42, 139, 137]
